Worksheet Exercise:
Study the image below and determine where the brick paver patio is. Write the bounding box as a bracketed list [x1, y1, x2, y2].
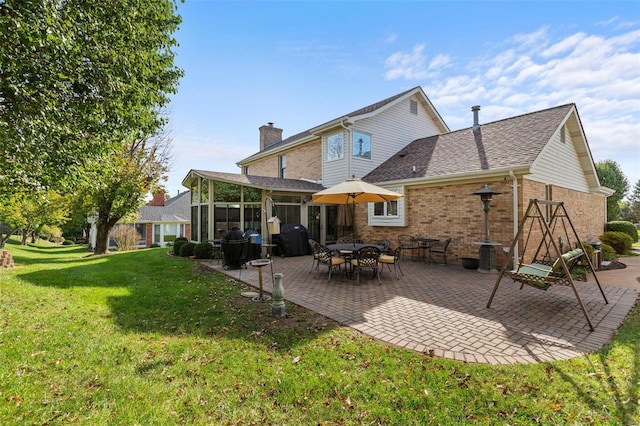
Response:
[204, 254, 639, 365]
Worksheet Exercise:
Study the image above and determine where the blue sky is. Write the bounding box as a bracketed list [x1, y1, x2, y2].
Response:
[166, 1, 640, 198]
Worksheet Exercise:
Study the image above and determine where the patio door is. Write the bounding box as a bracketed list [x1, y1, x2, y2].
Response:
[306, 205, 339, 245]
[307, 205, 321, 242]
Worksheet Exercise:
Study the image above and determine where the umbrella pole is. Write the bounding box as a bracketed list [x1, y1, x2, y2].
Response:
[352, 200, 356, 246]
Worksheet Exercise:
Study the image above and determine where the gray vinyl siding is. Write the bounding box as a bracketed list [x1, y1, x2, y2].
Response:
[322, 95, 442, 187]
[322, 129, 350, 187]
[529, 124, 590, 192]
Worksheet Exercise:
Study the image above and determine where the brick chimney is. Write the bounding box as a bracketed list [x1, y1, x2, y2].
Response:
[149, 192, 165, 206]
[259, 122, 283, 150]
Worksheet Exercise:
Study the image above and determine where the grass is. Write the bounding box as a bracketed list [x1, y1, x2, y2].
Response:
[1, 238, 638, 425]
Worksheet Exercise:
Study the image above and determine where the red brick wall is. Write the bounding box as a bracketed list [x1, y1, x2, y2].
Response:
[145, 223, 153, 247]
[243, 140, 322, 180]
[357, 177, 607, 268]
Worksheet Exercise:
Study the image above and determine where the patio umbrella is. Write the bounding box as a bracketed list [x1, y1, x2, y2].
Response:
[312, 176, 403, 243]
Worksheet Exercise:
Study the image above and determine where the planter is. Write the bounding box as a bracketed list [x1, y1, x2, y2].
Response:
[460, 257, 480, 270]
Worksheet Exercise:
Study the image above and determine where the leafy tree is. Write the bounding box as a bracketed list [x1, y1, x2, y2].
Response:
[0, 0, 182, 194]
[620, 179, 640, 223]
[596, 160, 629, 221]
[89, 133, 171, 255]
[0, 190, 70, 247]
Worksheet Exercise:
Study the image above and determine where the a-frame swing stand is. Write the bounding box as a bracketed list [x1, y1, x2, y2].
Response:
[487, 199, 608, 331]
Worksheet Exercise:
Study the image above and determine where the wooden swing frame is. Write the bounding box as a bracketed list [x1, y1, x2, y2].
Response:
[487, 199, 608, 331]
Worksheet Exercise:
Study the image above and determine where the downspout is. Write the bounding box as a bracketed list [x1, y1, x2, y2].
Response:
[340, 117, 352, 178]
[509, 170, 519, 263]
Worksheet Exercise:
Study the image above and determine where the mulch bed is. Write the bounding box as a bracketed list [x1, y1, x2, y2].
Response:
[598, 260, 627, 271]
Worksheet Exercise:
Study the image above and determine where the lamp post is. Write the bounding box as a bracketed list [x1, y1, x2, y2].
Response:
[473, 185, 501, 273]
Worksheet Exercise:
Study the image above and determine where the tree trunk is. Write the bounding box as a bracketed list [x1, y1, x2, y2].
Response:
[21, 229, 28, 245]
[94, 220, 112, 255]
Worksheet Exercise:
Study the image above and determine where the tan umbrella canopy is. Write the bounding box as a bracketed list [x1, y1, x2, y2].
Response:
[311, 176, 403, 205]
[312, 176, 403, 242]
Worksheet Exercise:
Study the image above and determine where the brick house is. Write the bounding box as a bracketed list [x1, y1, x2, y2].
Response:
[135, 190, 191, 247]
[182, 86, 612, 266]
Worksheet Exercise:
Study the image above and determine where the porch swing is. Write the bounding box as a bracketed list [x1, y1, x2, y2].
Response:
[486, 199, 608, 331]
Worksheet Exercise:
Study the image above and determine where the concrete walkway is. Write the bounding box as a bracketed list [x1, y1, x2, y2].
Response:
[204, 254, 639, 365]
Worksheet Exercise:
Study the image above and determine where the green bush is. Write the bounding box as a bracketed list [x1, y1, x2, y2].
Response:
[194, 242, 213, 259]
[599, 231, 634, 255]
[605, 221, 638, 242]
[150, 243, 161, 248]
[62, 240, 75, 245]
[601, 243, 617, 261]
[179, 242, 196, 257]
[174, 237, 188, 244]
[172, 239, 187, 255]
[577, 242, 594, 267]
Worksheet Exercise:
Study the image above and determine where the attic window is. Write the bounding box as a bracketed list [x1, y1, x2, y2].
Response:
[560, 125, 566, 144]
[410, 100, 418, 115]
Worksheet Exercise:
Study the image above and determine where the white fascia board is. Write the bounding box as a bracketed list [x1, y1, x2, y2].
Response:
[370, 166, 531, 188]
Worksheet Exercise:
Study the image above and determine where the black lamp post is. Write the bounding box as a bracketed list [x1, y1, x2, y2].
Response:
[473, 185, 501, 272]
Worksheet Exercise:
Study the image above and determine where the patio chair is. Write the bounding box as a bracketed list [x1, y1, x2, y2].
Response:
[350, 246, 382, 284]
[336, 236, 355, 244]
[398, 234, 420, 261]
[374, 238, 391, 254]
[378, 246, 403, 279]
[428, 237, 452, 265]
[315, 244, 346, 282]
[308, 239, 322, 273]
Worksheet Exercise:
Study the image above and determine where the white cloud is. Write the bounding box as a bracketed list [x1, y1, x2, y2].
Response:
[384, 44, 429, 80]
[417, 26, 640, 185]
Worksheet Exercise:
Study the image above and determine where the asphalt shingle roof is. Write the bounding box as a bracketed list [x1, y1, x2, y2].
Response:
[365, 104, 575, 183]
[137, 191, 190, 223]
[190, 170, 325, 192]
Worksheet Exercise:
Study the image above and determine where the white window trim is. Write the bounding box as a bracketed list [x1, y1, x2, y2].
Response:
[368, 186, 406, 227]
[326, 132, 344, 162]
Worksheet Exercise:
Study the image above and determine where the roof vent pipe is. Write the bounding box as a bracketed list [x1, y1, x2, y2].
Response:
[472, 105, 481, 132]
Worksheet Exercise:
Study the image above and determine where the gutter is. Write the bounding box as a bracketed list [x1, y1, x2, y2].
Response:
[509, 170, 519, 263]
[339, 117, 353, 177]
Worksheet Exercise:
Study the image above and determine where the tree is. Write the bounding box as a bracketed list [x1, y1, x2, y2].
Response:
[0, 190, 70, 247]
[596, 160, 629, 221]
[620, 179, 640, 223]
[89, 133, 172, 255]
[0, 0, 183, 194]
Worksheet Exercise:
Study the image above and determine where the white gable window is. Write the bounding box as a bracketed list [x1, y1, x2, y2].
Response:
[368, 186, 405, 227]
[410, 100, 418, 115]
[352, 131, 371, 160]
[326, 132, 344, 161]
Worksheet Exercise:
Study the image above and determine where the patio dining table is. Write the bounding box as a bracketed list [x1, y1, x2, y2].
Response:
[412, 237, 440, 262]
[326, 243, 385, 279]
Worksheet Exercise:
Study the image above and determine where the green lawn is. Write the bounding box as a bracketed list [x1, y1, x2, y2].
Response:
[1, 239, 638, 425]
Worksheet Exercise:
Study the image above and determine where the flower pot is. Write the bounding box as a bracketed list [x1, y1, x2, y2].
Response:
[460, 257, 480, 270]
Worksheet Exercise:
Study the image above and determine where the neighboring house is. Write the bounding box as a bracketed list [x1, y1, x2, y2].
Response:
[182, 86, 613, 267]
[135, 191, 191, 247]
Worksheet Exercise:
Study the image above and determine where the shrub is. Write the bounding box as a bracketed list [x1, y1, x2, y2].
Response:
[62, 240, 75, 245]
[150, 243, 161, 248]
[599, 231, 634, 255]
[112, 225, 141, 252]
[601, 243, 617, 261]
[179, 242, 196, 257]
[577, 242, 595, 267]
[194, 242, 213, 259]
[605, 221, 638, 242]
[174, 237, 188, 244]
[173, 239, 187, 255]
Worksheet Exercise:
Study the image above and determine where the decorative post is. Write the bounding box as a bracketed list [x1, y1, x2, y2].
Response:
[271, 273, 286, 317]
[473, 185, 501, 273]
